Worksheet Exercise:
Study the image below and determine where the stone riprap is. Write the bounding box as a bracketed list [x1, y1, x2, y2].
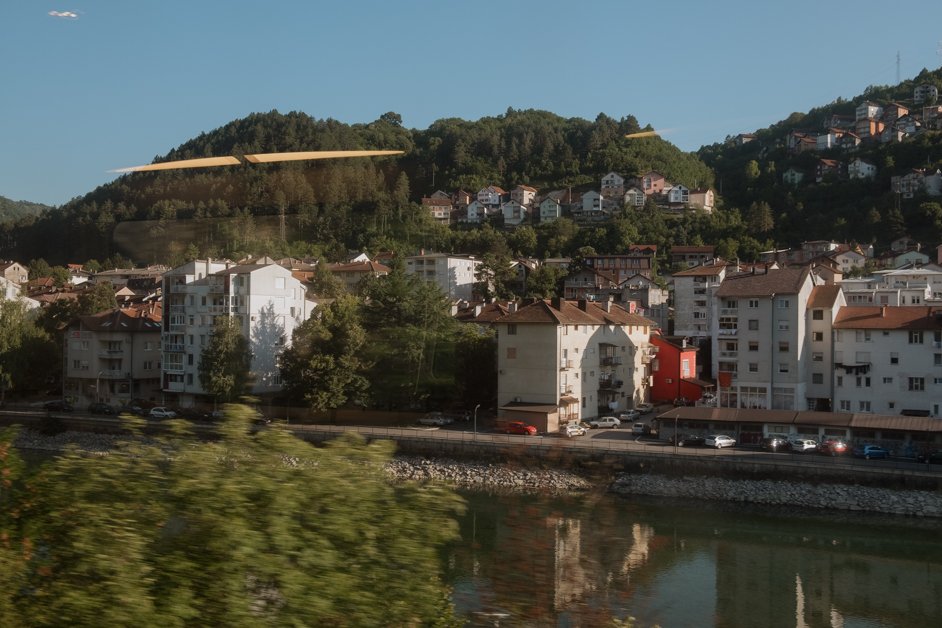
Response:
[383, 456, 593, 494]
[612, 473, 942, 518]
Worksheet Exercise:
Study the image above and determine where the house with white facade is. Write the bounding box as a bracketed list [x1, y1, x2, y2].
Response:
[624, 186, 645, 208]
[832, 306, 942, 416]
[665, 184, 690, 205]
[688, 188, 715, 212]
[510, 185, 537, 207]
[161, 259, 313, 406]
[465, 200, 488, 223]
[831, 248, 867, 274]
[500, 200, 528, 226]
[494, 297, 655, 433]
[579, 190, 603, 215]
[404, 253, 481, 301]
[848, 158, 877, 180]
[421, 197, 453, 224]
[539, 197, 562, 223]
[712, 266, 816, 410]
[0, 261, 29, 285]
[477, 185, 506, 208]
[601, 172, 625, 195]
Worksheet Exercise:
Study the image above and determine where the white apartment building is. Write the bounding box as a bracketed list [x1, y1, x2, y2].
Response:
[712, 267, 816, 410]
[804, 285, 845, 410]
[494, 298, 655, 433]
[672, 261, 728, 339]
[404, 253, 481, 301]
[832, 306, 942, 417]
[161, 259, 312, 406]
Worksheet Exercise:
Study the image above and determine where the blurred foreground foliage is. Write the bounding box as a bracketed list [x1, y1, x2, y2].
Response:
[0, 406, 464, 627]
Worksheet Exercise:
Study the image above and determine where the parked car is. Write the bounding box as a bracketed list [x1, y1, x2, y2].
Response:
[916, 450, 942, 464]
[619, 410, 641, 422]
[589, 416, 620, 429]
[148, 406, 177, 419]
[503, 421, 537, 435]
[705, 434, 736, 449]
[670, 434, 704, 447]
[635, 403, 655, 414]
[631, 422, 648, 435]
[417, 412, 448, 426]
[563, 423, 586, 438]
[672, 397, 692, 407]
[87, 402, 115, 415]
[853, 444, 890, 460]
[816, 439, 848, 456]
[120, 403, 146, 416]
[788, 438, 818, 453]
[43, 400, 73, 412]
[759, 436, 791, 452]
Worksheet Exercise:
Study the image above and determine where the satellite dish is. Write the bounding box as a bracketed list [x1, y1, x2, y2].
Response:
[110, 149, 404, 173]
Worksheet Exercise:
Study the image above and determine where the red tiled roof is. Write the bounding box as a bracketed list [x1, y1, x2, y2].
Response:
[833, 306, 942, 330]
[807, 285, 842, 309]
[495, 298, 655, 327]
[715, 267, 810, 298]
[672, 261, 728, 277]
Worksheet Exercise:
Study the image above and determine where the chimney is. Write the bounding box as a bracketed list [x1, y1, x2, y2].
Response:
[578, 299, 589, 312]
[551, 296, 563, 310]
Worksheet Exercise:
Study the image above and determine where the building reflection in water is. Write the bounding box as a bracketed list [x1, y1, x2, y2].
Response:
[448, 493, 942, 627]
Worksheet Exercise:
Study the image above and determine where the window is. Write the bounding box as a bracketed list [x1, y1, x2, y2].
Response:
[883, 377, 893, 384]
[748, 363, 758, 373]
[935, 377, 942, 385]
[812, 352, 823, 362]
[681, 359, 691, 378]
[812, 310, 824, 320]
[748, 319, 759, 331]
[275, 277, 285, 290]
[777, 298, 790, 309]
[935, 354, 942, 366]
[724, 300, 737, 309]
[186, 373, 193, 385]
[695, 300, 707, 307]
[835, 330, 843, 342]
[858, 401, 871, 412]
[748, 299, 759, 308]
[778, 341, 789, 352]
[187, 354, 194, 366]
[778, 321, 789, 331]
[837, 376, 843, 387]
[506, 324, 517, 335]
[890, 352, 899, 364]
[839, 400, 851, 411]
[812, 332, 823, 342]
[909, 377, 925, 391]
[855, 330, 871, 342]
[779, 363, 789, 373]
[506, 348, 517, 359]
[694, 311, 706, 319]
[909, 330, 924, 344]
[748, 341, 759, 351]
[855, 376, 870, 388]
[812, 373, 824, 384]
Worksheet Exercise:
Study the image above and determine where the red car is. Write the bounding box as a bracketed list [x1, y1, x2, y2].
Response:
[503, 421, 537, 435]
[817, 439, 848, 456]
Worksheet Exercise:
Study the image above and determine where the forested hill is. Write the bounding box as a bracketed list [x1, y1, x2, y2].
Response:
[697, 66, 942, 250]
[0, 195, 50, 224]
[0, 109, 714, 265]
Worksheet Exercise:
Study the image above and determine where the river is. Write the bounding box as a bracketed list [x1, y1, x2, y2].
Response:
[446, 491, 942, 628]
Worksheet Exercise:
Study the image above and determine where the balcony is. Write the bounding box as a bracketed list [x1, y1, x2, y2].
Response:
[164, 381, 186, 392]
[97, 349, 124, 357]
[169, 305, 185, 314]
[163, 343, 185, 353]
[559, 384, 573, 395]
[598, 378, 623, 390]
[98, 369, 127, 379]
[719, 350, 738, 359]
[559, 359, 573, 370]
[600, 355, 622, 366]
[718, 328, 738, 336]
[720, 308, 739, 316]
[164, 365, 185, 375]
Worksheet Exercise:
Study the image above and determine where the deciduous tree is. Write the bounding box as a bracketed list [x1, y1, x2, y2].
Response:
[198, 316, 252, 402]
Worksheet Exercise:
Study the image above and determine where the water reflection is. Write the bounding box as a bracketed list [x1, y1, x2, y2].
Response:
[446, 492, 942, 627]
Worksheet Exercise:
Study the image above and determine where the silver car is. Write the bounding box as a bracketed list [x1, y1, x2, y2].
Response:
[704, 434, 736, 449]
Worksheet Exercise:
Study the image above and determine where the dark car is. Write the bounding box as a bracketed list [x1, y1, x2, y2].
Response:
[916, 450, 942, 464]
[672, 397, 692, 407]
[87, 402, 115, 415]
[670, 434, 704, 447]
[43, 400, 74, 412]
[853, 444, 890, 460]
[817, 439, 848, 456]
[759, 436, 791, 452]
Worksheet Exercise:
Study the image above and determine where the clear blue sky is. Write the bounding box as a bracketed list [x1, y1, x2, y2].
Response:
[2, 1, 941, 206]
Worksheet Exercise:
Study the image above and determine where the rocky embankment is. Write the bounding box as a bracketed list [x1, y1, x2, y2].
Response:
[12, 430, 942, 517]
[612, 474, 942, 518]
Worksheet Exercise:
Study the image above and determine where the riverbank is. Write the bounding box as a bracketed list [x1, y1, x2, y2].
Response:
[11, 428, 942, 517]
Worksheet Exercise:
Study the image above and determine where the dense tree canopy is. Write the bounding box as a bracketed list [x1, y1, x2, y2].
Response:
[0, 407, 464, 625]
[198, 316, 253, 402]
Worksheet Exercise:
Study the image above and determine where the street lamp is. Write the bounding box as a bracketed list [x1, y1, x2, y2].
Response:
[474, 404, 481, 436]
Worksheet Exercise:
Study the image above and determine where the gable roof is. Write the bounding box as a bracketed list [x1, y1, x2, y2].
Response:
[495, 298, 655, 327]
[715, 267, 811, 298]
[807, 285, 842, 309]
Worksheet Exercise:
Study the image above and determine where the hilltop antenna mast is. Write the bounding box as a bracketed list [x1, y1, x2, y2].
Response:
[896, 51, 900, 84]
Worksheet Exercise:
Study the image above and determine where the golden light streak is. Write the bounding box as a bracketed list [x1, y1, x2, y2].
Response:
[624, 130, 660, 139]
[110, 156, 242, 173]
[110, 150, 404, 173]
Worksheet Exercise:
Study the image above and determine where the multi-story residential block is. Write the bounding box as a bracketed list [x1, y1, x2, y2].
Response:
[584, 246, 657, 282]
[832, 306, 942, 416]
[161, 259, 312, 406]
[64, 304, 164, 406]
[672, 261, 729, 339]
[914, 83, 939, 105]
[712, 267, 816, 410]
[404, 253, 481, 301]
[494, 298, 655, 433]
[804, 285, 845, 410]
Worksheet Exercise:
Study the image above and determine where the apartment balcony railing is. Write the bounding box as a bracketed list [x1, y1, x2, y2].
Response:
[163, 343, 185, 353]
[598, 379, 623, 390]
[559, 359, 573, 370]
[719, 350, 738, 358]
[97, 349, 124, 357]
[559, 384, 573, 395]
[600, 355, 622, 366]
[718, 328, 738, 336]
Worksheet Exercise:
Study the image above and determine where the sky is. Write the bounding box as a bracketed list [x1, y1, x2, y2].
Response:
[2, 1, 942, 207]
